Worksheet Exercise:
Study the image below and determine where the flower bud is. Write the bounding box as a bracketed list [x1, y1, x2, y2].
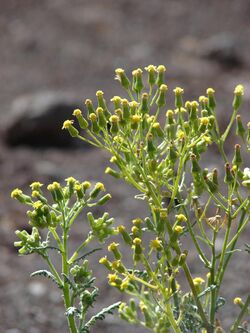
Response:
[224, 163, 234, 184]
[152, 122, 164, 138]
[156, 84, 168, 107]
[72, 109, 88, 129]
[166, 109, 175, 125]
[108, 242, 122, 260]
[129, 101, 139, 115]
[236, 114, 246, 140]
[110, 96, 122, 110]
[133, 237, 142, 255]
[156, 65, 166, 87]
[140, 302, 153, 328]
[105, 167, 121, 179]
[139, 93, 149, 115]
[115, 68, 131, 90]
[96, 107, 107, 129]
[173, 87, 184, 108]
[90, 182, 105, 199]
[109, 115, 119, 135]
[204, 176, 218, 193]
[62, 120, 79, 137]
[97, 193, 112, 205]
[84, 99, 95, 116]
[191, 154, 201, 174]
[89, 113, 100, 134]
[99, 256, 112, 271]
[233, 297, 244, 307]
[11, 189, 32, 204]
[112, 260, 126, 274]
[144, 217, 155, 231]
[233, 84, 244, 110]
[132, 68, 144, 94]
[147, 133, 156, 158]
[122, 99, 130, 120]
[199, 96, 209, 109]
[117, 225, 132, 245]
[206, 88, 216, 110]
[150, 238, 163, 251]
[47, 182, 64, 202]
[96, 90, 111, 119]
[232, 144, 242, 166]
[145, 65, 157, 86]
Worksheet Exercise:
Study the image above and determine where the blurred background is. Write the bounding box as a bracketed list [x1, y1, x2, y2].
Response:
[1, 0, 250, 332]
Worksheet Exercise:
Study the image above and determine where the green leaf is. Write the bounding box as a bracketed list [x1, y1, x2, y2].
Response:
[198, 284, 217, 298]
[31, 270, 62, 288]
[74, 248, 102, 264]
[81, 301, 121, 332]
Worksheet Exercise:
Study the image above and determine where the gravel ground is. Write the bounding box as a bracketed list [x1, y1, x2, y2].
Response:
[1, 1, 250, 332]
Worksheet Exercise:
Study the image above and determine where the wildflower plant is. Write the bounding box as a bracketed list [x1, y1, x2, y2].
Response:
[60, 65, 250, 333]
[12, 179, 120, 333]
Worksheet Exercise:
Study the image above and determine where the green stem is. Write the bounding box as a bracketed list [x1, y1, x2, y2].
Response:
[221, 108, 238, 143]
[61, 205, 77, 333]
[230, 295, 250, 333]
[181, 261, 213, 333]
[166, 302, 182, 333]
[68, 234, 94, 264]
[209, 231, 217, 325]
[45, 256, 63, 286]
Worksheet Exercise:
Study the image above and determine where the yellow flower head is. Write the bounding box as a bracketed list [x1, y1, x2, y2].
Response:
[30, 182, 43, 191]
[193, 277, 205, 286]
[166, 109, 174, 118]
[145, 65, 157, 72]
[157, 65, 166, 73]
[96, 90, 104, 97]
[109, 115, 119, 123]
[47, 182, 61, 191]
[108, 242, 120, 252]
[133, 237, 142, 245]
[108, 273, 118, 284]
[175, 214, 187, 223]
[110, 96, 122, 103]
[95, 182, 105, 191]
[82, 181, 91, 190]
[62, 120, 74, 130]
[200, 117, 209, 126]
[131, 115, 141, 124]
[173, 87, 184, 95]
[89, 113, 97, 121]
[174, 226, 184, 234]
[150, 238, 163, 251]
[33, 201, 43, 210]
[159, 84, 168, 92]
[99, 256, 109, 265]
[234, 84, 244, 96]
[72, 109, 82, 117]
[129, 101, 139, 108]
[233, 297, 242, 305]
[11, 188, 23, 199]
[206, 88, 215, 96]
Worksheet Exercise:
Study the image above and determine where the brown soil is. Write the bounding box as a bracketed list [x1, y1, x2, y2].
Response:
[1, 1, 250, 332]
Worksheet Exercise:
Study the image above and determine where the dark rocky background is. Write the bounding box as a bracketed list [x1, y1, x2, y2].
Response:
[0, 1, 250, 332]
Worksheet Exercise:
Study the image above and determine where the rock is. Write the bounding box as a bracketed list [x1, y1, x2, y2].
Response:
[179, 33, 244, 69]
[28, 281, 47, 298]
[199, 33, 244, 68]
[4, 91, 84, 148]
